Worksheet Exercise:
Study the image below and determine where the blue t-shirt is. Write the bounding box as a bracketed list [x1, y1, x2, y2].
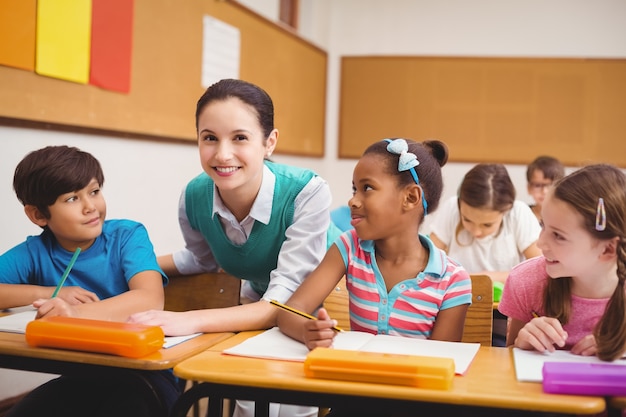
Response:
[0, 219, 167, 297]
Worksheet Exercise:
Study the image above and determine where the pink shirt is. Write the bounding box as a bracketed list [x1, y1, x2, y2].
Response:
[336, 230, 472, 338]
[498, 256, 610, 349]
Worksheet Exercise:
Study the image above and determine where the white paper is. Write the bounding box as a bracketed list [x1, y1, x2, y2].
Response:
[0, 309, 37, 333]
[202, 15, 240, 88]
[512, 348, 626, 382]
[163, 333, 202, 349]
[222, 327, 480, 375]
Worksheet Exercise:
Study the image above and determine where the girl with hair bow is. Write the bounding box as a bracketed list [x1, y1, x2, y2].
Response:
[276, 138, 472, 417]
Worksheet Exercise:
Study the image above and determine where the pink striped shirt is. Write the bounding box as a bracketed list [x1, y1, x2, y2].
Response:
[335, 230, 472, 338]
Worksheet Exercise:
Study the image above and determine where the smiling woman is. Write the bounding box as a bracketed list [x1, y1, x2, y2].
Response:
[127, 78, 340, 417]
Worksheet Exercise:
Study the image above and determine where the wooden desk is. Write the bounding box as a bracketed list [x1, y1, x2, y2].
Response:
[0, 328, 233, 417]
[171, 331, 606, 417]
[0, 330, 233, 373]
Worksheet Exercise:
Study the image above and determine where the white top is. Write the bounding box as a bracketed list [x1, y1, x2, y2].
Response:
[172, 165, 333, 303]
[429, 196, 541, 273]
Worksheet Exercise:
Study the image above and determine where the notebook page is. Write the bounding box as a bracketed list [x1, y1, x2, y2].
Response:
[222, 327, 375, 361]
[358, 334, 480, 375]
[513, 348, 626, 382]
[0, 309, 37, 333]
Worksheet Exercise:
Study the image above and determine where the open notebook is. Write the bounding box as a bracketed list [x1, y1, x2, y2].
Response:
[223, 327, 480, 375]
[512, 347, 626, 382]
[0, 308, 200, 349]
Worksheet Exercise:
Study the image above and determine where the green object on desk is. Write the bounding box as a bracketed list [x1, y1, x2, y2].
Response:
[493, 281, 504, 302]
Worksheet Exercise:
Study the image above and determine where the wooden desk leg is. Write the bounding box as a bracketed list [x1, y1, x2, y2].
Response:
[207, 396, 224, 417]
[170, 383, 223, 417]
[608, 406, 623, 417]
[192, 381, 200, 417]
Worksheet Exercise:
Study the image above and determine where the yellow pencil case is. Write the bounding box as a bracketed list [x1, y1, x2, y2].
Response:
[25, 316, 164, 358]
[304, 347, 455, 390]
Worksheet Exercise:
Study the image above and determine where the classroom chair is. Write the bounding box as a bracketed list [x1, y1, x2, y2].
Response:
[164, 272, 241, 312]
[462, 274, 494, 346]
[164, 272, 241, 417]
[322, 276, 350, 331]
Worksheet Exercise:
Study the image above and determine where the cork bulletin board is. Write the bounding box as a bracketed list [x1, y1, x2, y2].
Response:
[0, 0, 327, 157]
[338, 56, 626, 167]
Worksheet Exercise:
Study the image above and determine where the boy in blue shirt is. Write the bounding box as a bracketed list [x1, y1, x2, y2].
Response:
[0, 145, 177, 417]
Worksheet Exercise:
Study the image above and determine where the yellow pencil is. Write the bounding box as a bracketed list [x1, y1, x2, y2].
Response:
[270, 300, 344, 332]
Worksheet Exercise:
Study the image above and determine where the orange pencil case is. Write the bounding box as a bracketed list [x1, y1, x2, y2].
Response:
[25, 316, 164, 358]
[304, 347, 455, 390]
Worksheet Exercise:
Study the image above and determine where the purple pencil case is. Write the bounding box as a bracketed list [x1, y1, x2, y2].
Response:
[542, 361, 626, 396]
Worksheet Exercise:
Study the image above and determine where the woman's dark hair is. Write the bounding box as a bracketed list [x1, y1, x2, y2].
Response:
[13, 145, 105, 219]
[195, 78, 275, 139]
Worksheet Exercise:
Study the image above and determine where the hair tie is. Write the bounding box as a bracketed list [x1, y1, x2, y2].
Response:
[384, 139, 428, 215]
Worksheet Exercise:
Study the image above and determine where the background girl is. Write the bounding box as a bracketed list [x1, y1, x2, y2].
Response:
[429, 163, 542, 284]
[429, 163, 542, 346]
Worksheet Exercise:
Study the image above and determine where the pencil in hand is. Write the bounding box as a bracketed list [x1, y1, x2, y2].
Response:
[270, 300, 344, 332]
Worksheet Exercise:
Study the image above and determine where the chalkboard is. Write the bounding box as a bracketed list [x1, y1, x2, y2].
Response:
[0, 0, 326, 157]
[339, 56, 626, 167]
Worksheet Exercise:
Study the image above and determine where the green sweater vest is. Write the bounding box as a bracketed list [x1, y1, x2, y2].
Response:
[185, 161, 339, 296]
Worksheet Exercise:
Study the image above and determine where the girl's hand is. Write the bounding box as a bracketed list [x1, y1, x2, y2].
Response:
[514, 315, 568, 353]
[128, 310, 192, 336]
[570, 334, 597, 356]
[302, 308, 339, 350]
[57, 286, 99, 305]
[33, 297, 77, 318]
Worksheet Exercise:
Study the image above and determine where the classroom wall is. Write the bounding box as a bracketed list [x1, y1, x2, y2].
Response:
[1, 0, 625, 399]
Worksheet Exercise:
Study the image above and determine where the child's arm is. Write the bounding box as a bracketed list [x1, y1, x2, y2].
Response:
[429, 304, 469, 342]
[276, 246, 346, 350]
[0, 283, 54, 309]
[34, 270, 164, 322]
[0, 283, 98, 310]
[507, 316, 567, 353]
[522, 242, 542, 260]
[128, 298, 281, 336]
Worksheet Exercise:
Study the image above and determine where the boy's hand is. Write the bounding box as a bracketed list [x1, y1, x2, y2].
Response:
[514, 315, 568, 353]
[56, 287, 99, 305]
[302, 307, 339, 350]
[33, 297, 78, 318]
